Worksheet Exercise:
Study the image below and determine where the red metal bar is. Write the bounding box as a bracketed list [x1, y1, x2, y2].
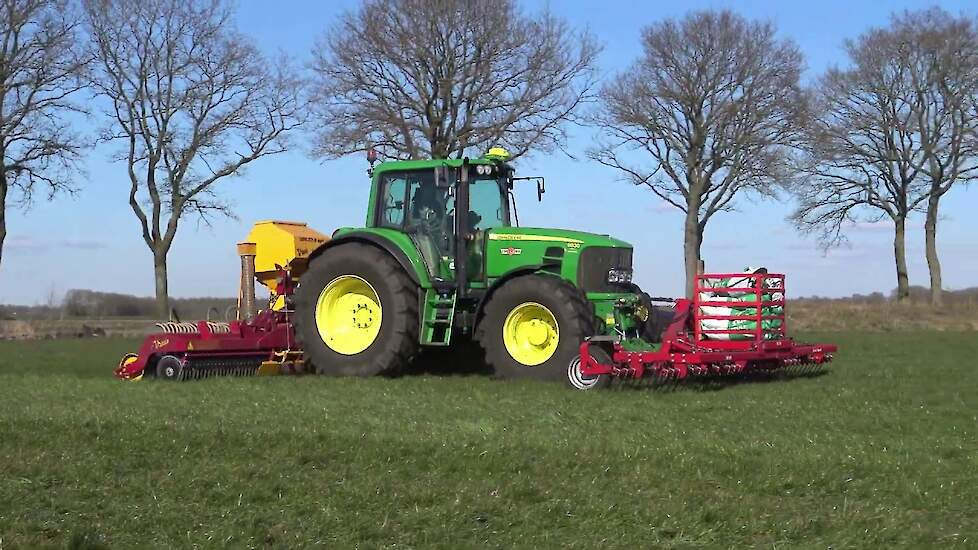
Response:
[694, 272, 786, 344]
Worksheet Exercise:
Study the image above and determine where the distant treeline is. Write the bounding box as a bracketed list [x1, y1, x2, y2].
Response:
[798, 287, 978, 305]
[0, 290, 237, 321]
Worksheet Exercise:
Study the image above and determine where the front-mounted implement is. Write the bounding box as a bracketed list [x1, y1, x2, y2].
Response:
[569, 272, 837, 389]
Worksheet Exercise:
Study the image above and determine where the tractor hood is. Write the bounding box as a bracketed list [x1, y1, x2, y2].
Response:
[483, 227, 634, 292]
[485, 227, 632, 249]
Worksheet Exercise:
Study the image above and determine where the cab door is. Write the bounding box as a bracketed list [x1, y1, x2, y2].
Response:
[464, 175, 511, 282]
[376, 168, 457, 283]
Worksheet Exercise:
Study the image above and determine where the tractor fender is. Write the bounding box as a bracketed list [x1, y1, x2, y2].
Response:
[473, 264, 565, 326]
[307, 232, 430, 287]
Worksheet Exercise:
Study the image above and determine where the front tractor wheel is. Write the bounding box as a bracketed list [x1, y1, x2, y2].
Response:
[294, 243, 419, 377]
[477, 275, 594, 382]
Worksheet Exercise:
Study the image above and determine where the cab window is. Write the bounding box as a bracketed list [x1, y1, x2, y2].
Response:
[379, 171, 449, 230]
[468, 177, 508, 230]
[380, 176, 408, 227]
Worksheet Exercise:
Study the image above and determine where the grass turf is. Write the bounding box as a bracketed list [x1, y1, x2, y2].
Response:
[0, 333, 975, 548]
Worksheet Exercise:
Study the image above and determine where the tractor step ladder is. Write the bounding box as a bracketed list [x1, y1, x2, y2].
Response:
[421, 288, 456, 346]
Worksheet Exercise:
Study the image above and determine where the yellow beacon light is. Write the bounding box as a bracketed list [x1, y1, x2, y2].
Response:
[485, 147, 510, 161]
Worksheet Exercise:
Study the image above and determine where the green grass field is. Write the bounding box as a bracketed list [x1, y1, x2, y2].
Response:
[0, 333, 975, 549]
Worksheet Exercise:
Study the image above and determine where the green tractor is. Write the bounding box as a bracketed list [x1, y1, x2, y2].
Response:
[293, 148, 657, 384]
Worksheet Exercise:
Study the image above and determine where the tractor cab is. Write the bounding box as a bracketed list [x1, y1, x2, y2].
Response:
[368, 150, 516, 287]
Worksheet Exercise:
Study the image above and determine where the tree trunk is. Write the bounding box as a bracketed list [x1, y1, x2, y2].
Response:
[0, 176, 6, 270]
[0, 208, 6, 270]
[153, 251, 170, 319]
[924, 193, 943, 307]
[683, 207, 703, 298]
[892, 217, 910, 302]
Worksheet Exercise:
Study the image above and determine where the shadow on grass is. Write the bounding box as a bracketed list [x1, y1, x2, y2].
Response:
[606, 365, 831, 393]
[398, 337, 832, 394]
[400, 339, 493, 378]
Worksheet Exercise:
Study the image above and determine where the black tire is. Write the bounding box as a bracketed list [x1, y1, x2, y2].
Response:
[294, 243, 418, 376]
[476, 275, 595, 381]
[567, 346, 613, 390]
[155, 355, 184, 381]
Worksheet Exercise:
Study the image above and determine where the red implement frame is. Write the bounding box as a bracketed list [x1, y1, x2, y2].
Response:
[114, 308, 300, 380]
[578, 273, 837, 380]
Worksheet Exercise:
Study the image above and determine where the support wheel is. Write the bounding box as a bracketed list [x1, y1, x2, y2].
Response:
[294, 243, 418, 376]
[567, 347, 613, 390]
[155, 355, 184, 381]
[477, 275, 594, 381]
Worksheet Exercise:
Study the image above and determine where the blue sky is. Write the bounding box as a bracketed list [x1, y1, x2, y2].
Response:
[2, 0, 977, 305]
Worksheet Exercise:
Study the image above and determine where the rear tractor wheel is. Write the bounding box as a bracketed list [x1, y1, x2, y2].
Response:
[477, 275, 595, 382]
[294, 243, 419, 376]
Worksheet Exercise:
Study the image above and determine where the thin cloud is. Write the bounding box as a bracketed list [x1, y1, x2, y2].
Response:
[60, 239, 107, 250]
[822, 248, 873, 259]
[782, 242, 817, 252]
[646, 202, 678, 214]
[703, 240, 747, 251]
[4, 236, 46, 250]
[3, 236, 106, 251]
[845, 220, 922, 232]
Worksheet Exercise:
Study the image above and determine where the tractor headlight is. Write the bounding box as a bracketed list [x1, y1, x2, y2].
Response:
[607, 268, 633, 284]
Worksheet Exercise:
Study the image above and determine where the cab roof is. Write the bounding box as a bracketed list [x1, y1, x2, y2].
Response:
[373, 156, 501, 176]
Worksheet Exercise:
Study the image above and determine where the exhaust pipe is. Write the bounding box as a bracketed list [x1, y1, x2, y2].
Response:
[237, 242, 258, 322]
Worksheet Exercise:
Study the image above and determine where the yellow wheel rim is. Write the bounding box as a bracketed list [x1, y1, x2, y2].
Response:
[502, 302, 559, 366]
[315, 275, 383, 355]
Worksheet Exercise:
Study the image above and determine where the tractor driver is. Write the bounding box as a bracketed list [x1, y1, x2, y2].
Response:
[410, 179, 448, 229]
[408, 176, 484, 261]
[409, 178, 452, 257]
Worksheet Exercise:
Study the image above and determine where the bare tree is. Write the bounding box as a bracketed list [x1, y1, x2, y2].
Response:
[898, 9, 978, 306]
[310, 0, 600, 160]
[590, 11, 806, 297]
[0, 0, 86, 270]
[791, 28, 931, 302]
[793, 8, 978, 305]
[84, 0, 304, 317]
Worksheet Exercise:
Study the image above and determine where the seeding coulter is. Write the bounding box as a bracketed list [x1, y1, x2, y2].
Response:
[117, 148, 837, 388]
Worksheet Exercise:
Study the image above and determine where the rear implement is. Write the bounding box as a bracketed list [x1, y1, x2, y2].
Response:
[114, 310, 302, 380]
[115, 221, 326, 381]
